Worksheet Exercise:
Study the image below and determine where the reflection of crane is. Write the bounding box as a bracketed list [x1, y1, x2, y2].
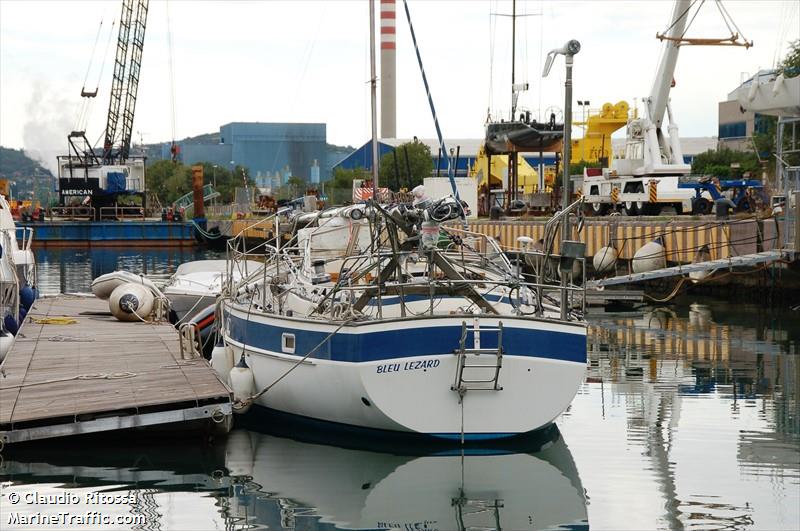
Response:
[103, 0, 149, 164]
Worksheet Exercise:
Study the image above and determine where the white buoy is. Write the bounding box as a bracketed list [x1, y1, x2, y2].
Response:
[593, 246, 619, 274]
[108, 283, 155, 322]
[632, 237, 666, 274]
[211, 342, 234, 384]
[229, 356, 255, 414]
[225, 430, 255, 477]
[689, 245, 713, 283]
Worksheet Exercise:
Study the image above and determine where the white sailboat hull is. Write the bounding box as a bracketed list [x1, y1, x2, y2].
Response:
[222, 301, 586, 439]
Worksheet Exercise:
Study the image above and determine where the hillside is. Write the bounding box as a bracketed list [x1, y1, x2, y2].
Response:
[0, 147, 53, 179]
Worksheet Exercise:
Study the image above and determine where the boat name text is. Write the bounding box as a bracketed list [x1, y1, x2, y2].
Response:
[376, 359, 440, 374]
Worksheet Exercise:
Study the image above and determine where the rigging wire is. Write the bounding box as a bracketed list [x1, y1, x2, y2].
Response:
[166, 0, 178, 159]
[268, 2, 328, 176]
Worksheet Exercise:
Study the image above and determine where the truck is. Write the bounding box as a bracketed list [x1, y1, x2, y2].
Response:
[581, 0, 750, 216]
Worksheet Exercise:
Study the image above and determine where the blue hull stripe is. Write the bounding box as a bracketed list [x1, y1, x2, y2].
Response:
[226, 311, 586, 364]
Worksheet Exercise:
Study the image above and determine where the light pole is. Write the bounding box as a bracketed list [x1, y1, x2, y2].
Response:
[543, 39, 580, 321]
[543, 39, 580, 213]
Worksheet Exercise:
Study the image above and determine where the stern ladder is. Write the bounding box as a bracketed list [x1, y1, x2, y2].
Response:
[451, 319, 504, 398]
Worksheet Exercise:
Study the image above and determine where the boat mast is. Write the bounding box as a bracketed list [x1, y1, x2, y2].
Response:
[369, 0, 379, 198]
[510, 0, 516, 120]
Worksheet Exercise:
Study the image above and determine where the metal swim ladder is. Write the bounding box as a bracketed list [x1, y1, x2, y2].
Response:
[451, 320, 504, 396]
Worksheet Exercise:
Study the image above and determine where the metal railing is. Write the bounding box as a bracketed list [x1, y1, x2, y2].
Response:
[47, 206, 96, 220]
[98, 206, 145, 220]
[15, 227, 34, 251]
[224, 208, 586, 322]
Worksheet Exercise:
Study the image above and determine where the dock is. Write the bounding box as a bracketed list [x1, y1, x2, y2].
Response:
[0, 296, 232, 445]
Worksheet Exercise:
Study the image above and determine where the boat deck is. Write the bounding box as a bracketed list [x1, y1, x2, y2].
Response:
[0, 296, 231, 445]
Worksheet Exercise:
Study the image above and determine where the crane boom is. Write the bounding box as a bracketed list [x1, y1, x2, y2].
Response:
[647, 0, 690, 130]
[102, 0, 148, 164]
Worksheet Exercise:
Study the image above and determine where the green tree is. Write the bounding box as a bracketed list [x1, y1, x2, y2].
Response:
[778, 39, 800, 77]
[146, 159, 254, 205]
[327, 167, 369, 204]
[378, 141, 433, 190]
[691, 148, 761, 178]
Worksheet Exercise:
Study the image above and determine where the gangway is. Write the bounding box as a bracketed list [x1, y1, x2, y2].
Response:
[172, 184, 220, 213]
[587, 249, 794, 289]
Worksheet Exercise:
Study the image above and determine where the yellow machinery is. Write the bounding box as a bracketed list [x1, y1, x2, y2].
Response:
[571, 101, 630, 164]
[469, 145, 553, 194]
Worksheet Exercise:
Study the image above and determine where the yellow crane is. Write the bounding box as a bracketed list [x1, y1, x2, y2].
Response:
[571, 101, 630, 165]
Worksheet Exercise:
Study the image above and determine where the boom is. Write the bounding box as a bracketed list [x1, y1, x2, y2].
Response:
[647, 0, 690, 129]
[102, 0, 148, 164]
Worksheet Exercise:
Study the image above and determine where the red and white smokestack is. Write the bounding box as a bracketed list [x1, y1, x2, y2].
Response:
[380, 0, 397, 139]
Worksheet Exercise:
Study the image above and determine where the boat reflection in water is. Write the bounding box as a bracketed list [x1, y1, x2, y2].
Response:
[222, 425, 588, 531]
[1, 427, 588, 531]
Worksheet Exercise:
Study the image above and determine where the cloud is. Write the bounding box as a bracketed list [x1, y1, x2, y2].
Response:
[22, 79, 79, 175]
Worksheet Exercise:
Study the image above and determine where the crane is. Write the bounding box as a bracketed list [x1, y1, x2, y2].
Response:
[580, 0, 752, 216]
[102, 0, 149, 164]
[57, 0, 149, 219]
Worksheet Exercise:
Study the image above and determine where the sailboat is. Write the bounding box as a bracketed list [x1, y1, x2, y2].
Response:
[484, 0, 564, 156]
[217, 1, 587, 441]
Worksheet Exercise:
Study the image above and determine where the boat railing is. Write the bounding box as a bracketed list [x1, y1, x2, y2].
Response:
[15, 227, 34, 251]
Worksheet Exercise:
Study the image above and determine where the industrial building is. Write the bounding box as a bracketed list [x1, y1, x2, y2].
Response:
[333, 138, 559, 176]
[148, 122, 332, 186]
[718, 78, 774, 152]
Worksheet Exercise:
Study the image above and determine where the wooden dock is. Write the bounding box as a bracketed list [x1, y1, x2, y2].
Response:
[0, 296, 232, 445]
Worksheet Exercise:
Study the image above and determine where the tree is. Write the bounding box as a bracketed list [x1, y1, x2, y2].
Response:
[327, 167, 369, 204]
[146, 159, 254, 205]
[691, 148, 761, 178]
[778, 39, 799, 77]
[378, 141, 433, 190]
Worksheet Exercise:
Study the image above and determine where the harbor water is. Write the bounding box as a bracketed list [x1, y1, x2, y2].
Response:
[1, 248, 797, 530]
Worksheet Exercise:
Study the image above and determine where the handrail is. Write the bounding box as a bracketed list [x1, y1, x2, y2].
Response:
[47, 206, 96, 220]
[98, 206, 145, 220]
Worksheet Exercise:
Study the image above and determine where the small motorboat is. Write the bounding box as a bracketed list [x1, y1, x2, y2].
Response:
[162, 259, 262, 323]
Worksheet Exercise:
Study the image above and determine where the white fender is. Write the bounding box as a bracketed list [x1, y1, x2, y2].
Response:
[229, 356, 255, 414]
[211, 342, 234, 384]
[108, 283, 155, 322]
[632, 238, 666, 274]
[593, 246, 619, 274]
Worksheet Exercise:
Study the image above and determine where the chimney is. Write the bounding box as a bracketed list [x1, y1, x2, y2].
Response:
[380, 0, 396, 139]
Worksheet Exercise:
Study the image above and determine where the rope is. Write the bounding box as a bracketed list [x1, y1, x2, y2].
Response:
[233, 318, 354, 410]
[3, 372, 137, 390]
[30, 317, 78, 325]
[47, 335, 95, 342]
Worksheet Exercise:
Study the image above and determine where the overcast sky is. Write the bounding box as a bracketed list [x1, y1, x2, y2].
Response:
[1, 0, 797, 171]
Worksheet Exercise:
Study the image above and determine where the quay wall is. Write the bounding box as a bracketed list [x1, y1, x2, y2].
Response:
[214, 216, 791, 264]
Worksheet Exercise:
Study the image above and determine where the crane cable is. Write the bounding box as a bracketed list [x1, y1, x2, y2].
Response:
[75, 17, 105, 133]
[84, 19, 118, 138]
[166, 0, 178, 161]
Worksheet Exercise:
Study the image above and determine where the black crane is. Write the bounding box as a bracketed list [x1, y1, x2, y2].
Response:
[103, 0, 149, 164]
[58, 0, 149, 219]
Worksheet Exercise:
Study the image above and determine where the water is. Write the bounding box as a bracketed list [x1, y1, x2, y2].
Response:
[1, 248, 798, 530]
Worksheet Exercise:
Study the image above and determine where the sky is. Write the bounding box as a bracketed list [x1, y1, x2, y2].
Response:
[1, 0, 798, 173]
